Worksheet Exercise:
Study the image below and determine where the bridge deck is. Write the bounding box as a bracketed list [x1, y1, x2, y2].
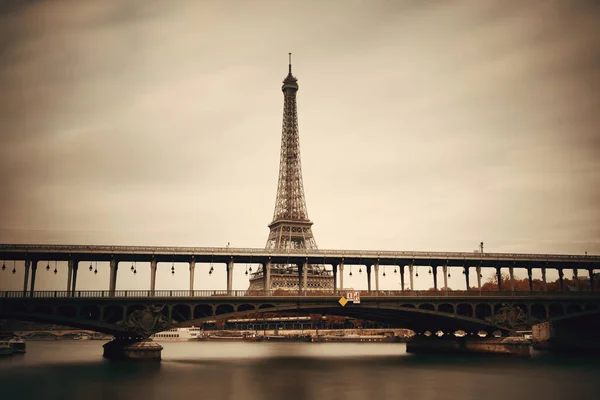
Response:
[1, 244, 599, 267]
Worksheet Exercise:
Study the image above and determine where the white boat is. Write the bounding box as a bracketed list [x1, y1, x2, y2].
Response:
[0, 340, 13, 356]
[150, 327, 203, 342]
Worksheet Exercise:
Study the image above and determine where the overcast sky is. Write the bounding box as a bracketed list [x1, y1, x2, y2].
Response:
[1, 0, 599, 291]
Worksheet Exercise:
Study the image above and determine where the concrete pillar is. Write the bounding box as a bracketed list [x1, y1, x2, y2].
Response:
[109, 259, 118, 296]
[150, 257, 158, 295]
[589, 269, 595, 292]
[67, 260, 73, 295]
[374, 263, 380, 293]
[23, 260, 31, 297]
[227, 258, 234, 294]
[464, 266, 470, 291]
[400, 265, 405, 291]
[558, 269, 564, 291]
[476, 266, 482, 290]
[432, 266, 438, 291]
[409, 264, 414, 290]
[527, 268, 533, 291]
[302, 260, 308, 293]
[496, 267, 502, 291]
[541, 267, 547, 292]
[338, 261, 344, 291]
[572, 268, 579, 291]
[264, 259, 272, 293]
[509, 267, 515, 292]
[366, 264, 372, 292]
[442, 265, 448, 290]
[29, 260, 38, 296]
[297, 262, 303, 293]
[71, 261, 78, 295]
[189, 259, 195, 295]
[332, 263, 338, 293]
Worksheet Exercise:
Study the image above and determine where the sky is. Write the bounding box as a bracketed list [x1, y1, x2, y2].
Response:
[0, 0, 599, 291]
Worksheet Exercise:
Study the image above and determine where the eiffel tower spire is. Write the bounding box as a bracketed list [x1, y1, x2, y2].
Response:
[265, 53, 318, 250]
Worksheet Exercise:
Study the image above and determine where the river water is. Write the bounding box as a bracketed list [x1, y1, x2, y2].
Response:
[1, 341, 599, 400]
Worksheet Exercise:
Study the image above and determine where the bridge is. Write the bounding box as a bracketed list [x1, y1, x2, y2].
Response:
[1, 244, 599, 295]
[1, 244, 599, 359]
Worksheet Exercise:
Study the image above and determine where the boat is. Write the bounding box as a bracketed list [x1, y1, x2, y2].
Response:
[0, 340, 13, 356]
[8, 338, 26, 353]
[150, 327, 203, 342]
[202, 332, 259, 342]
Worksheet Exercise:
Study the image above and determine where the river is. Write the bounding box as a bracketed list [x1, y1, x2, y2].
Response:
[1, 341, 599, 400]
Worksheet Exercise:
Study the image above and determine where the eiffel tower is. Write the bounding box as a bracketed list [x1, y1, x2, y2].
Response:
[248, 54, 333, 292]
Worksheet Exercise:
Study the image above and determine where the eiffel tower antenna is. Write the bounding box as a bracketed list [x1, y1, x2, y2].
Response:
[265, 53, 317, 251]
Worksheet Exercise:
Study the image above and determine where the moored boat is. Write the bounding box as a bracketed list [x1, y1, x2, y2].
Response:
[8, 337, 26, 353]
[0, 340, 13, 356]
[150, 327, 203, 342]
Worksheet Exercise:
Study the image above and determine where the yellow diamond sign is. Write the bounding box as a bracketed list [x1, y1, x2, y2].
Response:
[338, 296, 348, 307]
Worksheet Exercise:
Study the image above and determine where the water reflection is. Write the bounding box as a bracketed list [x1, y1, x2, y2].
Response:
[1, 341, 599, 400]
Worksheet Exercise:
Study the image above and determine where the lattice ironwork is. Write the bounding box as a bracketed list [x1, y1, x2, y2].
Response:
[256, 55, 331, 289]
[265, 54, 318, 253]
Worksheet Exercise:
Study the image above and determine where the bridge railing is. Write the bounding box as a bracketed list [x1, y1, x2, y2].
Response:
[1, 243, 598, 262]
[1, 290, 598, 299]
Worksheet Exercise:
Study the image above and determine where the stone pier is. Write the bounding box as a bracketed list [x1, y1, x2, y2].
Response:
[103, 338, 163, 361]
[532, 318, 600, 354]
[406, 335, 530, 357]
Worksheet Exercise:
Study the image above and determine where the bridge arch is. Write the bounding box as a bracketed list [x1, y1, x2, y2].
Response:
[438, 303, 455, 314]
[103, 305, 124, 323]
[475, 304, 492, 321]
[172, 304, 192, 322]
[237, 304, 256, 312]
[215, 304, 235, 315]
[531, 303, 547, 320]
[193, 304, 213, 319]
[456, 303, 473, 318]
[79, 305, 101, 321]
[549, 303, 564, 317]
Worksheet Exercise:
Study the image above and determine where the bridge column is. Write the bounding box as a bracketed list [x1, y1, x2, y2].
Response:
[67, 260, 73, 296]
[496, 267, 502, 291]
[509, 267, 515, 292]
[150, 257, 157, 296]
[442, 265, 448, 290]
[29, 260, 38, 296]
[264, 259, 271, 293]
[297, 262, 303, 294]
[572, 268, 578, 291]
[464, 266, 470, 291]
[432, 266, 438, 291]
[227, 258, 234, 294]
[409, 264, 414, 290]
[527, 268, 533, 291]
[400, 265, 405, 291]
[558, 269, 564, 291]
[374, 262, 380, 293]
[70, 260, 79, 295]
[189, 259, 195, 295]
[109, 258, 118, 296]
[366, 264, 372, 292]
[338, 261, 344, 292]
[541, 267, 547, 292]
[23, 259, 31, 297]
[476, 266, 482, 290]
[332, 263, 338, 293]
[302, 260, 308, 293]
